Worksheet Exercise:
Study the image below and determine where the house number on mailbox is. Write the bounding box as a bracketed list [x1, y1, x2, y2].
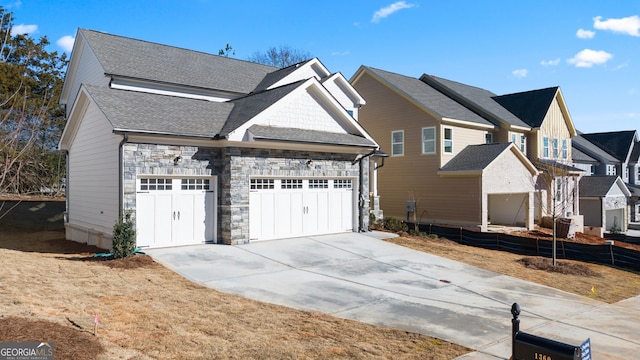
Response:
[534, 353, 551, 360]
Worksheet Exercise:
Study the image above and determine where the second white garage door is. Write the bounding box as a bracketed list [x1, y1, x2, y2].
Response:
[249, 178, 355, 241]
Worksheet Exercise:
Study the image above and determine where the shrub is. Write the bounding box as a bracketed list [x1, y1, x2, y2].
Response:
[112, 211, 136, 259]
[383, 217, 408, 233]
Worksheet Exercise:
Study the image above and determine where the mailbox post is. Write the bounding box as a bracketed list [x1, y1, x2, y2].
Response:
[511, 303, 583, 360]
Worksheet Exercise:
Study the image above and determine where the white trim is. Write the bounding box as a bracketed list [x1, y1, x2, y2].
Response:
[443, 126, 453, 154]
[110, 80, 232, 102]
[391, 130, 404, 156]
[422, 127, 436, 154]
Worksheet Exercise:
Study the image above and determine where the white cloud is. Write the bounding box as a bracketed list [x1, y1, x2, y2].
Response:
[512, 69, 528, 78]
[371, 1, 416, 23]
[10, 24, 37, 36]
[540, 58, 561, 66]
[593, 15, 640, 37]
[57, 35, 75, 52]
[576, 29, 595, 39]
[566, 49, 613, 67]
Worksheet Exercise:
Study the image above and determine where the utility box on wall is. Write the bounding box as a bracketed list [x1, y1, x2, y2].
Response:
[406, 200, 416, 213]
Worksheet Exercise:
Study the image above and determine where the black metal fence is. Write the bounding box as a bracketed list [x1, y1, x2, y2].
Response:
[406, 222, 640, 272]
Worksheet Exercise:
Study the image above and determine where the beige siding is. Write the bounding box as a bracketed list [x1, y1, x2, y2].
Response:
[535, 96, 572, 161]
[441, 125, 486, 166]
[66, 42, 109, 117]
[354, 73, 484, 225]
[68, 101, 121, 234]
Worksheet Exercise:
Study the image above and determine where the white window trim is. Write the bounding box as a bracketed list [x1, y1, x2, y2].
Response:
[443, 127, 453, 154]
[543, 136, 549, 158]
[485, 132, 493, 144]
[422, 127, 436, 155]
[391, 130, 404, 156]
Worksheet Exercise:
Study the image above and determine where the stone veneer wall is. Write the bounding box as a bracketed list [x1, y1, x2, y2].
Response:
[123, 143, 369, 245]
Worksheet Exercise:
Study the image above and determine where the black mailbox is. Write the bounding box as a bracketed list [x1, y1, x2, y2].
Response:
[511, 303, 582, 360]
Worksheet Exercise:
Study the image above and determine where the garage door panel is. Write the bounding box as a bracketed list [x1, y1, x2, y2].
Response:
[136, 177, 216, 248]
[250, 178, 355, 241]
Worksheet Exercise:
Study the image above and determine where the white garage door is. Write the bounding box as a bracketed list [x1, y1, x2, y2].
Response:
[136, 177, 216, 248]
[249, 178, 354, 241]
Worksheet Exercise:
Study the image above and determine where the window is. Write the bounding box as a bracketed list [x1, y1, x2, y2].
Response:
[511, 133, 517, 144]
[637, 166, 640, 182]
[606, 164, 616, 176]
[520, 135, 526, 153]
[443, 127, 453, 154]
[422, 127, 436, 154]
[624, 167, 629, 181]
[391, 130, 404, 156]
[281, 179, 303, 189]
[561, 139, 568, 159]
[485, 132, 493, 144]
[250, 178, 274, 190]
[181, 178, 210, 190]
[552, 138, 559, 158]
[140, 178, 172, 191]
[309, 179, 328, 189]
[555, 178, 563, 203]
[543, 137, 549, 158]
[333, 179, 352, 189]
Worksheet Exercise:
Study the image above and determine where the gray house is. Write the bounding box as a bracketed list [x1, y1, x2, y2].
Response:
[579, 176, 631, 236]
[58, 29, 379, 249]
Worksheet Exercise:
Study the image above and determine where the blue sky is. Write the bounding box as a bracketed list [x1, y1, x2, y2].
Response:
[6, 0, 640, 134]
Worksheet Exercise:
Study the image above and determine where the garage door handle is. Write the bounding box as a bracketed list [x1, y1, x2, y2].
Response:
[173, 211, 176, 220]
[177, 211, 180, 220]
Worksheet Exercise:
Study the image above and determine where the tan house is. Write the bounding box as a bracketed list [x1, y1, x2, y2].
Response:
[350, 66, 582, 231]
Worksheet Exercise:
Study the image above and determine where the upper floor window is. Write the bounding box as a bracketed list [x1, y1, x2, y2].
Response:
[485, 132, 493, 144]
[391, 130, 404, 156]
[636, 166, 640, 182]
[422, 127, 436, 154]
[606, 164, 616, 176]
[552, 138, 559, 158]
[443, 127, 453, 154]
[561, 139, 568, 159]
[511, 133, 517, 144]
[624, 166, 629, 181]
[520, 134, 526, 153]
[543, 137, 549, 158]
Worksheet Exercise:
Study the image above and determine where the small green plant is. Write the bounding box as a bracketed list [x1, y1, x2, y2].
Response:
[383, 217, 408, 233]
[111, 211, 136, 259]
[428, 233, 439, 239]
[609, 217, 620, 234]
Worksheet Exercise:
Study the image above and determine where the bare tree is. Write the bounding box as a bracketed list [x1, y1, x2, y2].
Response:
[534, 160, 580, 265]
[0, 7, 67, 196]
[247, 45, 312, 68]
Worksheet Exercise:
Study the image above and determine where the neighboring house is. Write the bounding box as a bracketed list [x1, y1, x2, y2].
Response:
[58, 29, 379, 249]
[579, 176, 631, 235]
[350, 66, 582, 232]
[573, 130, 640, 222]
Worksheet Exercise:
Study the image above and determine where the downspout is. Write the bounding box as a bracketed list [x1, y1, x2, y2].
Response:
[64, 150, 69, 223]
[357, 148, 386, 232]
[118, 133, 128, 216]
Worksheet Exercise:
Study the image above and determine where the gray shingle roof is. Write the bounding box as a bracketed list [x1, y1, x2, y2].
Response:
[252, 59, 314, 92]
[248, 125, 376, 147]
[221, 80, 304, 136]
[439, 142, 512, 172]
[581, 130, 638, 162]
[84, 85, 233, 137]
[364, 67, 494, 127]
[421, 75, 531, 129]
[492, 87, 558, 128]
[535, 159, 584, 173]
[579, 175, 620, 197]
[80, 29, 277, 94]
[572, 146, 597, 163]
[572, 133, 619, 163]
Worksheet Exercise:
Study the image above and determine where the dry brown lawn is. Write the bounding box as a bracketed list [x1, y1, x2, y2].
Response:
[0, 229, 470, 359]
[386, 233, 640, 304]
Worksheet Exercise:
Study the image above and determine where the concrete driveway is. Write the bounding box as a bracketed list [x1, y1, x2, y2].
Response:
[147, 232, 640, 359]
